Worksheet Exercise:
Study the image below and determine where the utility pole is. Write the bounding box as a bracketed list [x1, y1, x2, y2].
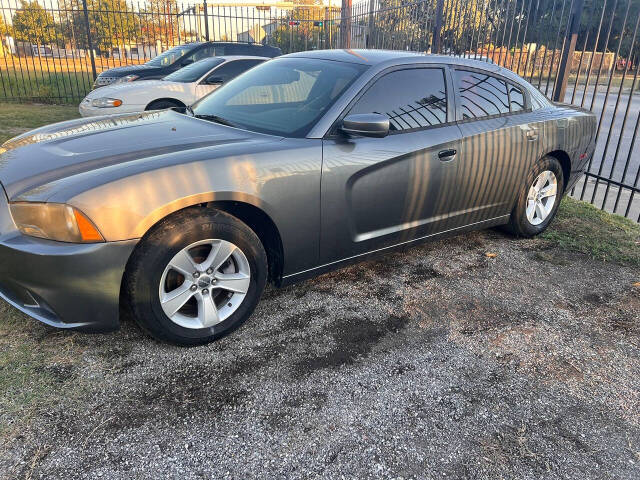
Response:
[203, 0, 210, 41]
[553, 0, 585, 102]
[340, 0, 352, 49]
[432, 0, 444, 54]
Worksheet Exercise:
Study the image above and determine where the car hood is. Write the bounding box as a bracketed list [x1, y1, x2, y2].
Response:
[84, 80, 184, 99]
[97, 63, 161, 78]
[0, 110, 277, 200]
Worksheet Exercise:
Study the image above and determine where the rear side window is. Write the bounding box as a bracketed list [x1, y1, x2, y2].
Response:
[509, 84, 526, 112]
[205, 59, 264, 83]
[348, 68, 447, 131]
[454, 69, 510, 119]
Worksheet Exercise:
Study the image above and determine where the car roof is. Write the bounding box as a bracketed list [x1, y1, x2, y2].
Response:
[284, 49, 504, 69]
[190, 56, 268, 67]
[215, 55, 269, 61]
[283, 49, 536, 90]
[204, 41, 279, 48]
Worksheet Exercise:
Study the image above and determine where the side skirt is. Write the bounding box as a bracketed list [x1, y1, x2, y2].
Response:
[279, 214, 510, 287]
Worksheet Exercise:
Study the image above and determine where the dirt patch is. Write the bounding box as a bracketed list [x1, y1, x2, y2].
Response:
[294, 315, 410, 377]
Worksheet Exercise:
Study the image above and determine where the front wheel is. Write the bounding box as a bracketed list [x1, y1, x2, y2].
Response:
[145, 99, 183, 111]
[505, 155, 564, 237]
[124, 208, 268, 346]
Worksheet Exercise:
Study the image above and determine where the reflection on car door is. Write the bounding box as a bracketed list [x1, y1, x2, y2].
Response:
[452, 69, 541, 227]
[320, 67, 462, 264]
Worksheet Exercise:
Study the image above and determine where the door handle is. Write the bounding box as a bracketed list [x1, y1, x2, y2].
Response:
[438, 149, 457, 161]
[526, 128, 538, 141]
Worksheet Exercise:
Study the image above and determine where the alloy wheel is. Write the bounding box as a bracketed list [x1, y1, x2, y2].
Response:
[526, 170, 558, 226]
[159, 239, 251, 329]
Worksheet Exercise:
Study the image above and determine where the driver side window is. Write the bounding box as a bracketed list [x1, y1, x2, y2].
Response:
[348, 68, 447, 132]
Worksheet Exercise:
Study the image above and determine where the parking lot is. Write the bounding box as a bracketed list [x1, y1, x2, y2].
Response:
[1, 197, 638, 479]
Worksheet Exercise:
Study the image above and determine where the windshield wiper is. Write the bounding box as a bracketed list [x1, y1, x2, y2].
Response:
[193, 114, 240, 128]
[185, 105, 195, 117]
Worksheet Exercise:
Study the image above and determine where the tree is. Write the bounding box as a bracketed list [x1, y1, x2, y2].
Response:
[12, 1, 57, 47]
[368, 0, 437, 52]
[440, 0, 485, 52]
[60, 0, 137, 54]
[139, 0, 180, 44]
[269, 0, 327, 53]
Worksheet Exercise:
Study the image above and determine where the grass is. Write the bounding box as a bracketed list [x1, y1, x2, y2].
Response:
[0, 304, 85, 444]
[542, 197, 640, 267]
[0, 102, 83, 445]
[0, 68, 91, 105]
[0, 102, 80, 144]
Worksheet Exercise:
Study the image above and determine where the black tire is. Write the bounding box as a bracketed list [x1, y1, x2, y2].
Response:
[124, 207, 268, 346]
[505, 155, 564, 237]
[145, 99, 183, 111]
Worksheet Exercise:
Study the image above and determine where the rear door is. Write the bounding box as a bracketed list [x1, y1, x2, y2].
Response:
[452, 68, 541, 226]
[320, 66, 462, 264]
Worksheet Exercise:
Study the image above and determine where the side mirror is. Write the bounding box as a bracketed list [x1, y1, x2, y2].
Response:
[340, 113, 390, 138]
[205, 76, 224, 85]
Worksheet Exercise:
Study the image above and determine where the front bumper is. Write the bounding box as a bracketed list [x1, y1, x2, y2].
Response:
[0, 189, 138, 332]
[79, 101, 145, 118]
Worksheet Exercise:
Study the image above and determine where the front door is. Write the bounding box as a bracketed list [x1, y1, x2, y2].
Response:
[320, 67, 462, 265]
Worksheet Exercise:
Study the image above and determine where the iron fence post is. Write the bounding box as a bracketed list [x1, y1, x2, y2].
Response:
[367, 0, 375, 47]
[324, 7, 330, 48]
[432, 0, 444, 54]
[81, 0, 97, 81]
[203, 0, 210, 41]
[553, 0, 585, 102]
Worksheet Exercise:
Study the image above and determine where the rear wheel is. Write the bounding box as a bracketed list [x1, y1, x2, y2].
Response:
[505, 155, 564, 237]
[124, 208, 268, 346]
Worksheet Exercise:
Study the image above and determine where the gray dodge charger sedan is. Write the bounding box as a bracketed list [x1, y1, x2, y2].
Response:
[0, 50, 596, 345]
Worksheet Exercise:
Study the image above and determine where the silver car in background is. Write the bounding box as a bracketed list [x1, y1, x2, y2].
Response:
[0, 50, 596, 345]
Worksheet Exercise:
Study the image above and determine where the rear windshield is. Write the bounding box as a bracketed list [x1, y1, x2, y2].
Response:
[146, 45, 196, 67]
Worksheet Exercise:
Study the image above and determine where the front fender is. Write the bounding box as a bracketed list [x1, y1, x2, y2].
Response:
[62, 140, 323, 276]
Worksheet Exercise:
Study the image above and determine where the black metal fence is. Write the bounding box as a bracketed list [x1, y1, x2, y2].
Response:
[0, 0, 639, 221]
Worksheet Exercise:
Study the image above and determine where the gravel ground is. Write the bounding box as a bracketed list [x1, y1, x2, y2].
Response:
[1, 223, 639, 479]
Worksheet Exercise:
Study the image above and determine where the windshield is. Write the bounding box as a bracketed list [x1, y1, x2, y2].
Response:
[192, 58, 368, 137]
[163, 58, 225, 83]
[146, 44, 196, 67]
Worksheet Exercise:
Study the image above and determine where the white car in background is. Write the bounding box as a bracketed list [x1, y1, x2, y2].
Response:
[79, 56, 266, 117]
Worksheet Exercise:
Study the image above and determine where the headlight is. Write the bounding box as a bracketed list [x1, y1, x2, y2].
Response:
[91, 97, 123, 108]
[10, 203, 105, 243]
[115, 74, 139, 83]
